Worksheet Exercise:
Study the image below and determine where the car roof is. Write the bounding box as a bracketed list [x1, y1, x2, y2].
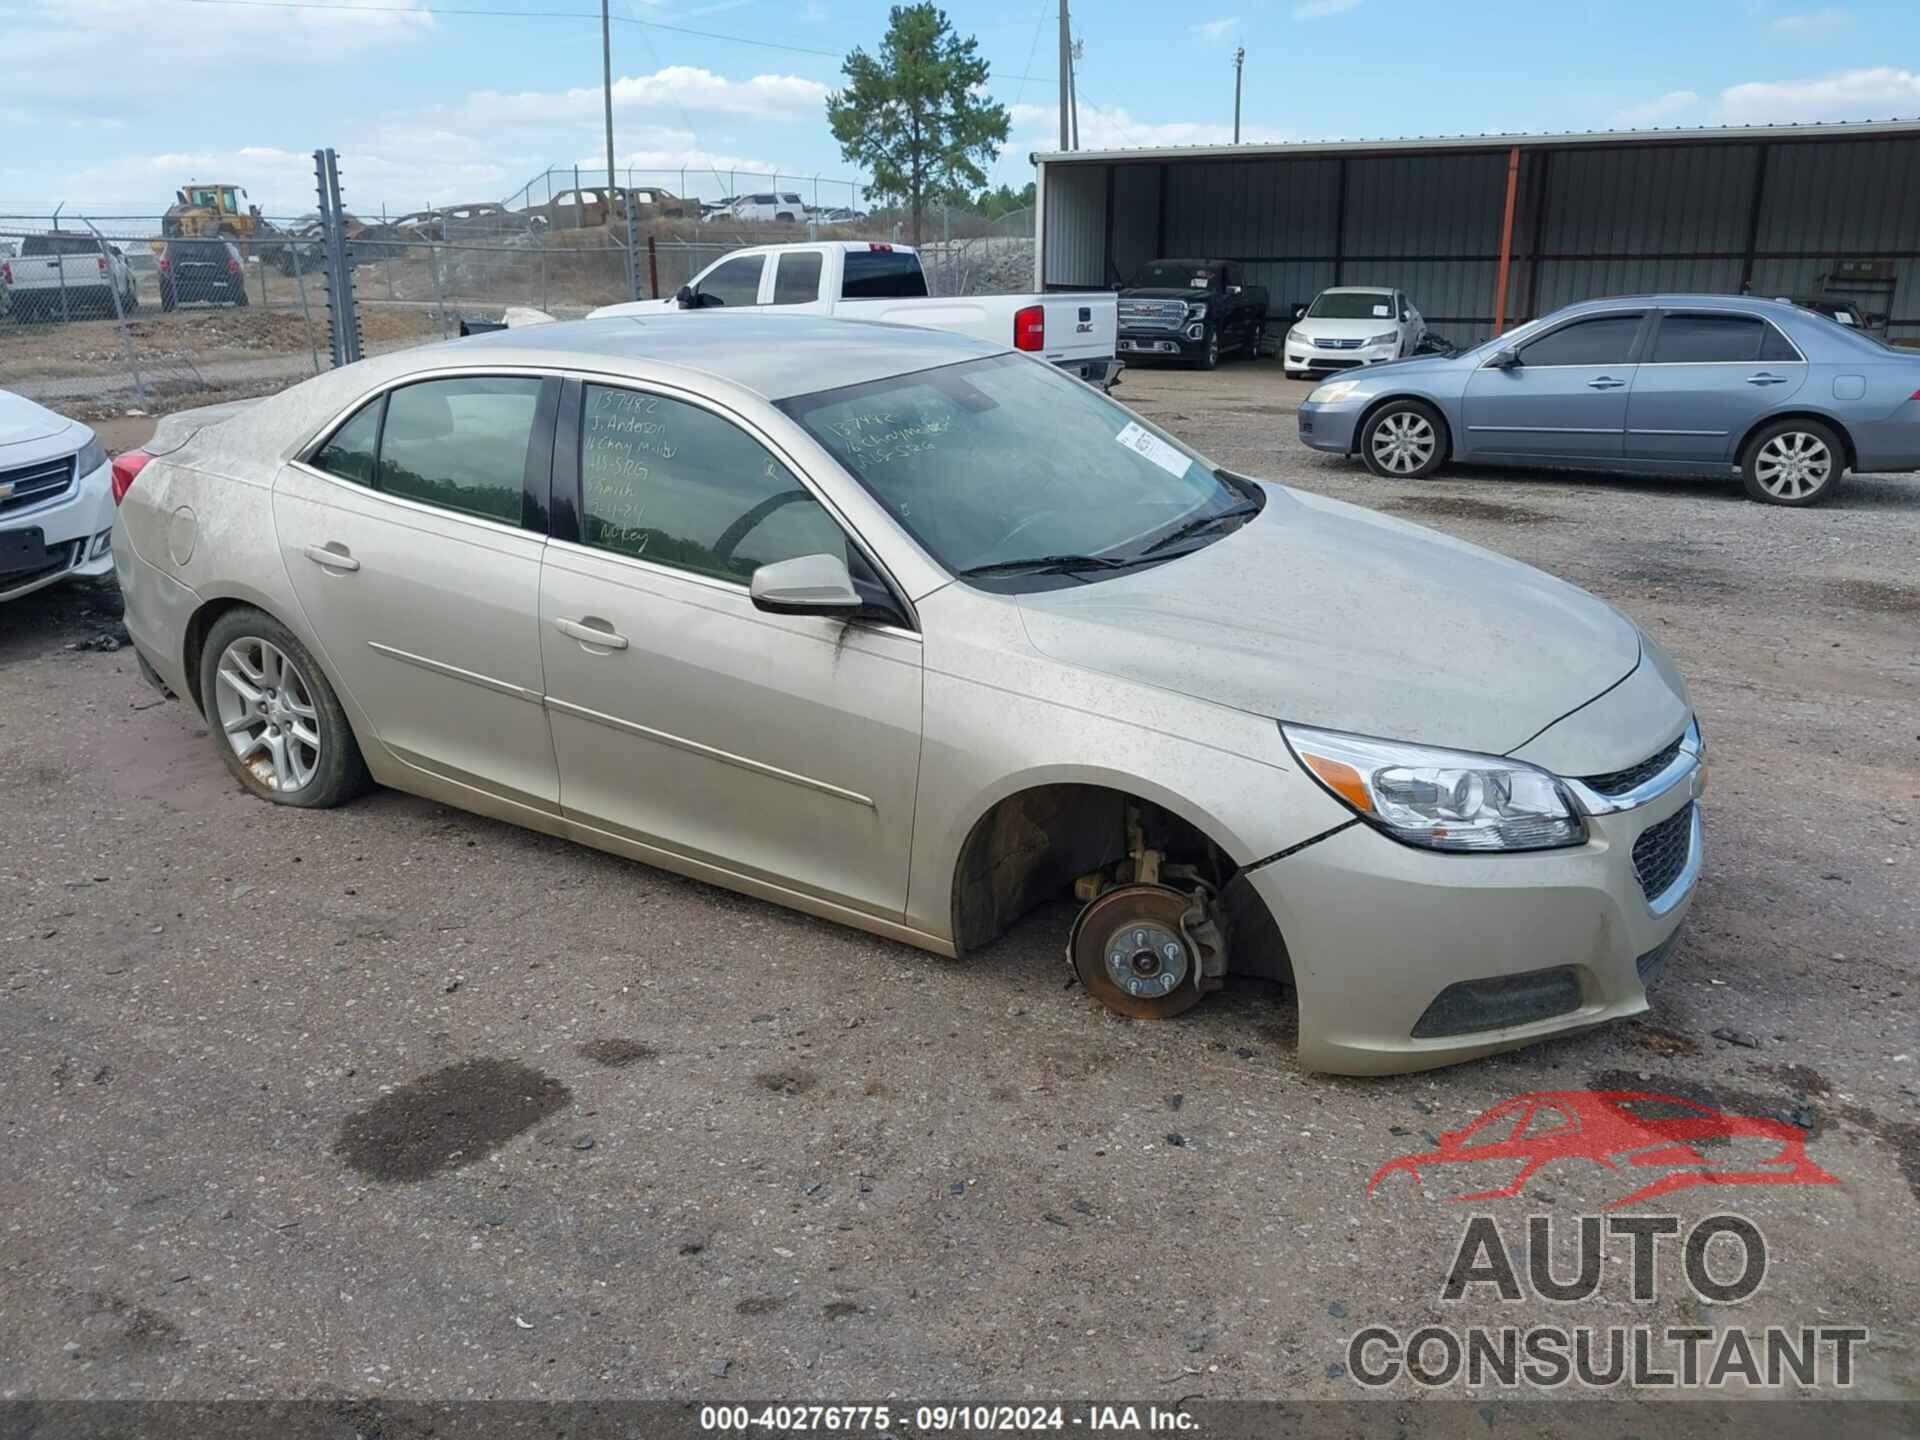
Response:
[441, 312, 1006, 400]
[1319, 285, 1395, 294]
[1546, 292, 1817, 323]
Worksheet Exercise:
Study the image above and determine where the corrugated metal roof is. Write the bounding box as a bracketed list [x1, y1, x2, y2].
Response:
[1033, 117, 1920, 166]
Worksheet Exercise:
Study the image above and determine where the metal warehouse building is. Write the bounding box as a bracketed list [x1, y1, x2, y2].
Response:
[1033, 119, 1920, 343]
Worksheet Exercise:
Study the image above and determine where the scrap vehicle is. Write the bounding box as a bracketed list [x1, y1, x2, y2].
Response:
[0, 388, 114, 603]
[1115, 258, 1270, 370]
[1296, 292, 1920, 505]
[112, 314, 1706, 1075]
[159, 237, 249, 310]
[2, 232, 137, 320]
[591, 240, 1120, 388]
[530, 185, 688, 231]
[1283, 286, 1428, 378]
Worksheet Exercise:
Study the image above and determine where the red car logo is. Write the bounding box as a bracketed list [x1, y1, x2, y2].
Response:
[1368, 1090, 1839, 1210]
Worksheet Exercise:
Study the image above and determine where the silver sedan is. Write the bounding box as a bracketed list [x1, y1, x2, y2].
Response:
[113, 313, 1703, 1074]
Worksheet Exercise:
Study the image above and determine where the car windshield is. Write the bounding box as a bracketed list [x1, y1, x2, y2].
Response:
[780, 354, 1259, 585]
[1308, 291, 1395, 320]
[1127, 261, 1215, 289]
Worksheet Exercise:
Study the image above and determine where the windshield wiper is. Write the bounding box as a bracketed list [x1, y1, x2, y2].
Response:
[957, 553, 1131, 577]
[1139, 500, 1263, 555]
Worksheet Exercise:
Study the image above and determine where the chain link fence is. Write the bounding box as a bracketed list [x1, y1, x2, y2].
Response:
[1, 187, 1036, 425]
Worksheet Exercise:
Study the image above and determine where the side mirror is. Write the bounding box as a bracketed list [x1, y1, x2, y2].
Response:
[1291, 302, 1307, 321]
[676, 284, 698, 309]
[1487, 348, 1520, 370]
[1227, 284, 1242, 294]
[749, 553, 862, 617]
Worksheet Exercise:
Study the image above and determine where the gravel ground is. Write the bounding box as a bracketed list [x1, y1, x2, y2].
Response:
[2, 358, 1917, 1410]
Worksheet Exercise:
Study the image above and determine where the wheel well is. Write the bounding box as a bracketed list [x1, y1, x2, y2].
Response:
[181, 597, 251, 718]
[1350, 393, 1453, 460]
[1734, 411, 1857, 472]
[949, 783, 1292, 983]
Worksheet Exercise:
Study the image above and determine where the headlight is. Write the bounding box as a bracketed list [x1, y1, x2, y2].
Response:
[1368, 331, 1400, 348]
[1286, 328, 1305, 345]
[74, 437, 109, 477]
[1282, 724, 1586, 852]
[1185, 301, 1209, 319]
[1305, 380, 1362, 405]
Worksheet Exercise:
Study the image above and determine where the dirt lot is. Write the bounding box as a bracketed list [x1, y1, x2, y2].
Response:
[2, 360, 1917, 1413]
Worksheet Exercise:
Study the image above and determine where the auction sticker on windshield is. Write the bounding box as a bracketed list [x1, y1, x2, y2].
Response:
[1114, 421, 1191, 479]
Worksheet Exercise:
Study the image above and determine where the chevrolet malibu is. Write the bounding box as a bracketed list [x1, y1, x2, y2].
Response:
[1298, 292, 1920, 505]
[114, 314, 1705, 1075]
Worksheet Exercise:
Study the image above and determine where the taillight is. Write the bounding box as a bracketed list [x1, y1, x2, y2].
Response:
[1014, 304, 1045, 352]
[0, 261, 10, 285]
[228, 257, 242, 275]
[867, 242, 892, 252]
[158, 256, 171, 273]
[97, 255, 109, 274]
[110, 450, 152, 505]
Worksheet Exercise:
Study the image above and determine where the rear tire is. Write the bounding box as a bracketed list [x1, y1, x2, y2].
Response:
[1359, 398, 1448, 480]
[1741, 418, 1844, 506]
[198, 607, 371, 809]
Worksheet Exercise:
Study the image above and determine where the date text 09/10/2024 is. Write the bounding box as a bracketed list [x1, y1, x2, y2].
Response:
[698, 1404, 1197, 1432]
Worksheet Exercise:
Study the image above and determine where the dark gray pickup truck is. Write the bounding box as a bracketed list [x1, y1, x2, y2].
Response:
[1116, 259, 1270, 370]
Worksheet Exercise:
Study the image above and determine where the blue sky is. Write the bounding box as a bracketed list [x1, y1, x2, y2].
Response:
[8, 0, 1918, 217]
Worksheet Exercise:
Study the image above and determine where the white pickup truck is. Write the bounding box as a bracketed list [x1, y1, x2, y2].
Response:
[2, 233, 138, 322]
[590, 241, 1121, 388]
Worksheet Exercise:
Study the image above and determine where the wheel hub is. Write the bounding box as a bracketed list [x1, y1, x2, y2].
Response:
[1103, 919, 1189, 998]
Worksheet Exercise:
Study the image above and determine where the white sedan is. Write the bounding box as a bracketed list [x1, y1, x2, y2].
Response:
[0, 389, 116, 603]
[1284, 287, 1427, 379]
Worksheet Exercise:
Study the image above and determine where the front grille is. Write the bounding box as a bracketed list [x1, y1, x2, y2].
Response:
[1119, 299, 1188, 332]
[1317, 337, 1365, 349]
[1308, 357, 1364, 371]
[1580, 734, 1683, 796]
[1632, 803, 1694, 901]
[0, 455, 75, 516]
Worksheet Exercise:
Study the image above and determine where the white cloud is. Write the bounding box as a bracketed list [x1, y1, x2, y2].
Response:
[1292, 0, 1361, 18]
[1717, 66, 1920, 122]
[1013, 101, 1286, 151]
[466, 66, 829, 129]
[1193, 16, 1239, 40]
[1771, 7, 1852, 31]
[1612, 90, 1702, 127]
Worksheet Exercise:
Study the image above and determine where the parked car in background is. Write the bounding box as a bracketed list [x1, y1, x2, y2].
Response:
[113, 314, 1702, 1075]
[1284, 287, 1426, 378]
[590, 241, 1121, 388]
[1116, 259, 1269, 370]
[2, 232, 136, 321]
[529, 185, 687, 231]
[159, 237, 248, 311]
[1297, 294, 1920, 505]
[727, 192, 807, 223]
[1, 389, 114, 603]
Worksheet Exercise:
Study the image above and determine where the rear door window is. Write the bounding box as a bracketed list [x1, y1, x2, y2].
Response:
[698, 255, 765, 307]
[1518, 313, 1643, 367]
[841, 249, 929, 299]
[1651, 313, 1766, 364]
[375, 377, 543, 523]
[771, 251, 823, 305]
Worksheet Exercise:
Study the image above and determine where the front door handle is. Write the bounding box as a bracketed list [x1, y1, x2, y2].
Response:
[1587, 376, 1627, 390]
[1746, 372, 1789, 386]
[556, 616, 629, 651]
[303, 542, 359, 572]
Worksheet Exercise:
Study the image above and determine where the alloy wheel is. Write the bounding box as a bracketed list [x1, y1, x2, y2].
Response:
[1371, 411, 1436, 475]
[214, 636, 322, 793]
[1753, 431, 1833, 500]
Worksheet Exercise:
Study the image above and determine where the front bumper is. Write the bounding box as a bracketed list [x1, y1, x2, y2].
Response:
[1284, 341, 1398, 374]
[0, 456, 116, 602]
[1118, 326, 1206, 360]
[1296, 400, 1365, 455]
[1247, 749, 1704, 1075]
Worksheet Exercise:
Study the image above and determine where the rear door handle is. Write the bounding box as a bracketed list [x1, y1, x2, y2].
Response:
[303, 543, 359, 572]
[1746, 372, 1789, 386]
[1587, 376, 1627, 390]
[556, 616, 629, 651]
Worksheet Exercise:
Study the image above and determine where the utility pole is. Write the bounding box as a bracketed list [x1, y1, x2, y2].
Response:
[1233, 46, 1244, 144]
[601, 0, 617, 196]
[1069, 38, 1082, 151]
[1057, 2, 1071, 151]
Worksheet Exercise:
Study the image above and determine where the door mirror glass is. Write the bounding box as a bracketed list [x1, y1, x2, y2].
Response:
[1227, 284, 1242, 294]
[1291, 302, 1307, 321]
[749, 553, 861, 615]
[676, 284, 697, 309]
[1487, 348, 1520, 370]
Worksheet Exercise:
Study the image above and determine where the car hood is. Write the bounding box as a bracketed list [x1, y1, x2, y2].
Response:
[0, 390, 78, 451]
[1121, 287, 1210, 301]
[1292, 316, 1398, 340]
[1014, 486, 1642, 756]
